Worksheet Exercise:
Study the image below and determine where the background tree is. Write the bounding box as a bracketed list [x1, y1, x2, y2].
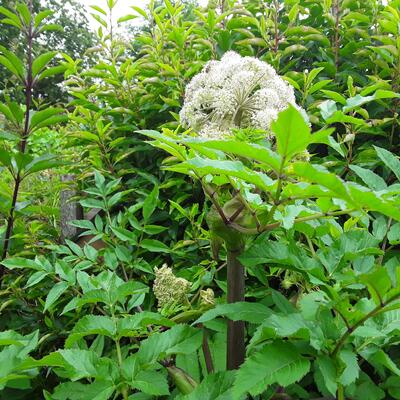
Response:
[0, 0, 95, 102]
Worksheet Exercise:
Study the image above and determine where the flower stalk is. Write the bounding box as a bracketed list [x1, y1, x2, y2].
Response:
[226, 243, 246, 370]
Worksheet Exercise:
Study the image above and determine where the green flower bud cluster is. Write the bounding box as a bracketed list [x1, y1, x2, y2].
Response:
[200, 288, 215, 307]
[153, 264, 191, 309]
[293, 149, 311, 162]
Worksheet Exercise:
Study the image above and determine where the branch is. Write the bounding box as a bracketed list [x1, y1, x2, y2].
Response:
[274, 156, 286, 203]
[227, 203, 245, 223]
[229, 209, 356, 235]
[378, 217, 392, 265]
[331, 291, 400, 357]
[333, 307, 351, 330]
[199, 180, 229, 225]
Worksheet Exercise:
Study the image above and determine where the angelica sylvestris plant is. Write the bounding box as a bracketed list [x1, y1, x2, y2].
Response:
[141, 52, 400, 372]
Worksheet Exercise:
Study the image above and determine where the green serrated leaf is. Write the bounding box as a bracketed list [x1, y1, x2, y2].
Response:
[143, 185, 159, 222]
[233, 341, 310, 398]
[44, 281, 69, 311]
[131, 370, 169, 396]
[49, 380, 114, 400]
[349, 165, 387, 191]
[316, 356, 337, 396]
[66, 315, 117, 347]
[338, 349, 359, 386]
[184, 371, 235, 400]
[374, 146, 400, 182]
[138, 325, 202, 366]
[193, 302, 271, 325]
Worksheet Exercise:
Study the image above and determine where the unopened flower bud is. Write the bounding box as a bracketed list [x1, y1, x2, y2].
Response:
[200, 288, 215, 307]
[343, 133, 355, 143]
[167, 366, 197, 394]
[293, 150, 311, 162]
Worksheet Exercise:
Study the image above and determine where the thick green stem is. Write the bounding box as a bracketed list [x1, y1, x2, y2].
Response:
[111, 303, 128, 400]
[205, 196, 248, 370]
[226, 243, 245, 370]
[337, 384, 344, 400]
[115, 338, 128, 400]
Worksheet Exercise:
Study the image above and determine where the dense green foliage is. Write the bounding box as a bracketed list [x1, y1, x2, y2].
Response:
[1, 0, 400, 399]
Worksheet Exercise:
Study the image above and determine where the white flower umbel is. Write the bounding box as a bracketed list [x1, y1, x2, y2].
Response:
[180, 51, 303, 139]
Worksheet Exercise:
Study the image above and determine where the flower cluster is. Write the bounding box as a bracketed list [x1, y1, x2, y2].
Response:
[153, 264, 191, 309]
[200, 288, 215, 307]
[180, 51, 303, 139]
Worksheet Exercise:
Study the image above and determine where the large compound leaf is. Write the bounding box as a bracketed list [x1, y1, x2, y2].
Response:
[194, 302, 271, 325]
[271, 105, 332, 162]
[291, 162, 353, 203]
[130, 370, 169, 396]
[292, 162, 400, 220]
[47, 381, 114, 400]
[182, 371, 236, 400]
[187, 139, 282, 172]
[179, 157, 275, 191]
[137, 325, 202, 366]
[233, 341, 310, 398]
[66, 316, 117, 347]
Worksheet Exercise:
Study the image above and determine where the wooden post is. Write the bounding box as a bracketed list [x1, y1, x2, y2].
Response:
[60, 174, 83, 242]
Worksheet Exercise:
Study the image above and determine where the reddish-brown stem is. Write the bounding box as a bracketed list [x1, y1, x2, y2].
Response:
[201, 325, 214, 373]
[226, 245, 245, 370]
[200, 180, 229, 225]
[1, 175, 22, 263]
[227, 202, 245, 224]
